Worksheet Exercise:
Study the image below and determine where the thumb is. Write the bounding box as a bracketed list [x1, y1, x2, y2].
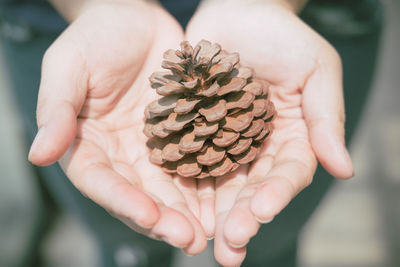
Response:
[29, 40, 88, 166]
[303, 48, 353, 179]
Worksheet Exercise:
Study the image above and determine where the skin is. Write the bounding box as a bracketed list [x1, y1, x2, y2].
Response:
[28, 0, 207, 255]
[185, 0, 353, 266]
[29, 0, 353, 266]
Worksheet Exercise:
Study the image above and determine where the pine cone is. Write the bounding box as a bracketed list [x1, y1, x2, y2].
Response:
[143, 40, 275, 178]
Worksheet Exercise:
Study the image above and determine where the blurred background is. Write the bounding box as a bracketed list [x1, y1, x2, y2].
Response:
[0, 0, 399, 267]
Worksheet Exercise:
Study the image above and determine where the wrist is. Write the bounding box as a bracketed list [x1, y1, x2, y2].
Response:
[49, 0, 148, 22]
[264, 0, 308, 13]
[197, 0, 307, 15]
[49, 0, 92, 22]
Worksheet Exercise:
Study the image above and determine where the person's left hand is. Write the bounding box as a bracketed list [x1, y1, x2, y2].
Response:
[186, 0, 354, 265]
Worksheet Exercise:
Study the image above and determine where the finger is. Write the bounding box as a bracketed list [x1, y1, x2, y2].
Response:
[150, 205, 196, 249]
[172, 177, 207, 254]
[215, 212, 246, 267]
[250, 139, 317, 222]
[29, 39, 88, 166]
[173, 202, 207, 255]
[60, 140, 160, 230]
[134, 158, 207, 255]
[222, 145, 274, 248]
[214, 167, 248, 267]
[303, 48, 353, 179]
[197, 177, 216, 239]
[222, 179, 267, 248]
[61, 140, 198, 249]
[223, 194, 260, 249]
[118, 202, 197, 249]
[173, 177, 200, 219]
[110, 161, 184, 241]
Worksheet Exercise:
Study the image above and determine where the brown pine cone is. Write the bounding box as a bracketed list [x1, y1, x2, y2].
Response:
[143, 40, 275, 178]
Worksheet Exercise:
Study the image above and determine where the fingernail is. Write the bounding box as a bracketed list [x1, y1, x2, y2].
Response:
[340, 144, 354, 178]
[182, 247, 194, 257]
[255, 216, 274, 224]
[207, 236, 214, 241]
[229, 240, 248, 249]
[343, 146, 353, 166]
[183, 251, 193, 257]
[28, 127, 46, 160]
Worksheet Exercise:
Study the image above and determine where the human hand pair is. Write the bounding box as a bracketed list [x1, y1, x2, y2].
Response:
[28, 0, 353, 265]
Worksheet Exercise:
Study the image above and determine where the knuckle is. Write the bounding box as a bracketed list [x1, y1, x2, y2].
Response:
[303, 174, 313, 188]
[328, 45, 343, 69]
[42, 44, 58, 67]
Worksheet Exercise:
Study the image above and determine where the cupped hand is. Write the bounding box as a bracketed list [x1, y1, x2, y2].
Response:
[28, 0, 206, 255]
[186, 0, 353, 265]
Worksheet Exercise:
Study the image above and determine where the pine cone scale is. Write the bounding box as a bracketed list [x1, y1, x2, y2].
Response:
[243, 81, 264, 96]
[162, 112, 199, 131]
[177, 156, 202, 177]
[162, 161, 178, 174]
[179, 131, 208, 153]
[198, 99, 227, 122]
[222, 110, 254, 132]
[217, 77, 246, 96]
[233, 67, 253, 80]
[254, 123, 272, 142]
[145, 94, 181, 119]
[196, 81, 219, 97]
[174, 97, 202, 114]
[241, 119, 265, 138]
[162, 137, 185, 162]
[197, 144, 226, 166]
[213, 130, 240, 147]
[233, 145, 259, 164]
[252, 99, 269, 117]
[208, 156, 234, 177]
[226, 91, 255, 110]
[227, 138, 253, 155]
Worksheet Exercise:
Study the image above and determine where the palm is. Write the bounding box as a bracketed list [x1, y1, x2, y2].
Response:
[186, 1, 351, 265]
[33, 2, 206, 254]
[196, 2, 321, 185]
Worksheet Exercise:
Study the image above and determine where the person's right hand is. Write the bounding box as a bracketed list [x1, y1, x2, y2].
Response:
[28, 0, 207, 255]
[186, 0, 353, 264]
